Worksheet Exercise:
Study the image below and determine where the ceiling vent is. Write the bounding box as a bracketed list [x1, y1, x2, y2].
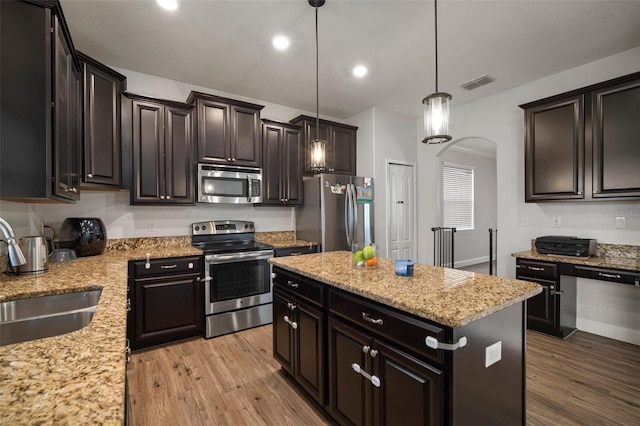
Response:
[459, 74, 495, 91]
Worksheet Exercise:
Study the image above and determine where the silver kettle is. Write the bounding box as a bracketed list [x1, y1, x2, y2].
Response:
[15, 236, 49, 274]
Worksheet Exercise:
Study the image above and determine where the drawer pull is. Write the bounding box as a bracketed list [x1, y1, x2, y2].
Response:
[362, 345, 370, 354]
[425, 336, 467, 351]
[599, 272, 621, 279]
[283, 315, 298, 330]
[287, 302, 297, 311]
[528, 266, 545, 271]
[286, 280, 299, 288]
[290, 252, 302, 256]
[370, 349, 378, 358]
[362, 312, 383, 325]
[351, 363, 381, 388]
[160, 264, 177, 269]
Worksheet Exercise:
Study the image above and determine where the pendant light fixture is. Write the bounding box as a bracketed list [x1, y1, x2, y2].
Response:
[422, 0, 452, 144]
[309, 0, 326, 171]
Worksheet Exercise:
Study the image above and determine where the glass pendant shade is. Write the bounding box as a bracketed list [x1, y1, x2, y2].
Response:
[422, 92, 452, 144]
[310, 138, 326, 171]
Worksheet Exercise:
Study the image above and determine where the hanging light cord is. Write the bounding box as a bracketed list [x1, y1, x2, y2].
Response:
[315, 5, 320, 141]
[434, 0, 439, 92]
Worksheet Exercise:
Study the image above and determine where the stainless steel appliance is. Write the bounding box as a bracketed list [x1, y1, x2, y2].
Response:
[192, 220, 274, 338]
[296, 174, 374, 252]
[15, 236, 49, 274]
[197, 164, 263, 204]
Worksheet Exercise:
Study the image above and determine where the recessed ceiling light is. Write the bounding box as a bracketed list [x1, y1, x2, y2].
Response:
[353, 65, 368, 78]
[156, 0, 179, 11]
[272, 35, 290, 51]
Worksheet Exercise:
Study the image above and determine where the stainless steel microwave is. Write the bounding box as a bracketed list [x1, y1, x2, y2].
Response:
[197, 164, 263, 204]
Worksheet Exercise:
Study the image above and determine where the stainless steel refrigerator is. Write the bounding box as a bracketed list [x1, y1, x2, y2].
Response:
[295, 174, 374, 252]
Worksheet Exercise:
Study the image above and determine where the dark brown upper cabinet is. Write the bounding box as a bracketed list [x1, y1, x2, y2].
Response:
[186, 91, 264, 168]
[77, 51, 126, 188]
[520, 71, 640, 202]
[124, 94, 195, 205]
[260, 119, 303, 206]
[289, 115, 358, 176]
[0, 1, 81, 203]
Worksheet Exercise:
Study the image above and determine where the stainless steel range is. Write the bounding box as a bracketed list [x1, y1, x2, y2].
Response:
[192, 220, 274, 338]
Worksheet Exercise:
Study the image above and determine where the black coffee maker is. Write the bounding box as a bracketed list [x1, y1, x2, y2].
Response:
[58, 218, 107, 256]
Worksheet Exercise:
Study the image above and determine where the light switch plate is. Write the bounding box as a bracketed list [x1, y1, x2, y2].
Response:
[148, 221, 157, 231]
[616, 217, 626, 229]
[520, 216, 528, 227]
[552, 216, 561, 227]
[485, 341, 502, 368]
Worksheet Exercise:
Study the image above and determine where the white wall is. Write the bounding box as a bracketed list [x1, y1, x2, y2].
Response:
[417, 46, 640, 344]
[349, 107, 418, 258]
[0, 67, 355, 240]
[439, 148, 497, 266]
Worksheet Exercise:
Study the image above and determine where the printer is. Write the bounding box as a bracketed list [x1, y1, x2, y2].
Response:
[535, 236, 597, 257]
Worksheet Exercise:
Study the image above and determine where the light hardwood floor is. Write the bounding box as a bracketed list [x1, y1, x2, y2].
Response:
[128, 326, 640, 425]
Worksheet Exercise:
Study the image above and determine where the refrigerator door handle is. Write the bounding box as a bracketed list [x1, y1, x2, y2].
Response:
[351, 184, 358, 243]
[345, 185, 352, 247]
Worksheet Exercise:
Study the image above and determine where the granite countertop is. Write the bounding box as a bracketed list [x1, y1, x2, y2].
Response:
[269, 251, 542, 328]
[512, 250, 640, 272]
[0, 246, 200, 425]
[270, 240, 318, 249]
[254, 231, 317, 249]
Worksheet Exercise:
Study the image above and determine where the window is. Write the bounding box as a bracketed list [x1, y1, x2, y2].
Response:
[442, 163, 474, 230]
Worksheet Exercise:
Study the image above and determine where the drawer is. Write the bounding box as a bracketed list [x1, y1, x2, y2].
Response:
[274, 245, 318, 257]
[328, 289, 445, 365]
[133, 256, 202, 277]
[568, 265, 640, 286]
[516, 259, 557, 279]
[273, 268, 324, 307]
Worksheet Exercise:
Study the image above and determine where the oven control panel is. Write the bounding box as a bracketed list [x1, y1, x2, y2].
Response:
[192, 220, 255, 235]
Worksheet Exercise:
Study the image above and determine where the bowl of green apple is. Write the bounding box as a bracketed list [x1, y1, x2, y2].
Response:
[352, 243, 378, 268]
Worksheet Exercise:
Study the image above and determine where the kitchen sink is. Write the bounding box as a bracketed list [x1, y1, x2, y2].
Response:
[0, 289, 102, 346]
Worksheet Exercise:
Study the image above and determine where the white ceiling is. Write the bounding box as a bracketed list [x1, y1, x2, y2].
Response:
[60, 0, 640, 120]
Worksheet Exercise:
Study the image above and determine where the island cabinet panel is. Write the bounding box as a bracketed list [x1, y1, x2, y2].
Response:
[521, 71, 640, 202]
[78, 51, 126, 188]
[327, 317, 444, 426]
[187, 91, 264, 167]
[272, 270, 325, 405]
[128, 256, 203, 351]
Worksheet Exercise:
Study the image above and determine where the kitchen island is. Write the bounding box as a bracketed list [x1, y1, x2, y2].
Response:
[269, 251, 541, 425]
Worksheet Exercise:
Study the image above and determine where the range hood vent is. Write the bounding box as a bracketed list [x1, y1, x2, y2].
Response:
[459, 74, 495, 91]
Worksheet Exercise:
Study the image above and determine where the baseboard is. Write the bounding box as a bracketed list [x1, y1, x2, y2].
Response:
[576, 317, 640, 345]
[456, 255, 496, 268]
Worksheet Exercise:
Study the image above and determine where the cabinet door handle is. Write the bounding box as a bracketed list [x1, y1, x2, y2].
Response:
[160, 195, 165, 200]
[528, 266, 545, 271]
[126, 298, 131, 312]
[87, 173, 93, 179]
[362, 312, 383, 325]
[290, 252, 302, 256]
[227, 157, 232, 162]
[284, 315, 298, 330]
[351, 363, 381, 388]
[286, 280, 299, 288]
[362, 345, 370, 353]
[599, 272, 621, 279]
[286, 302, 297, 311]
[425, 336, 467, 351]
[166, 195, 171, 200]
[231, 158, 236, 162]
[369, 349, 378, 358]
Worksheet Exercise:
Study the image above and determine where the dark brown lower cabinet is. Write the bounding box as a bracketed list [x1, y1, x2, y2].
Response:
[328, 314, 443, 426]
[128, 256, 203, 350]
[273, 286, 325, 405]
[516, 258, 576, 339]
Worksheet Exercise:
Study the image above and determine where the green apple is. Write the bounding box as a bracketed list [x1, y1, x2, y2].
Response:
[362, 245, 376, 260]
[353, 251, 365, 264]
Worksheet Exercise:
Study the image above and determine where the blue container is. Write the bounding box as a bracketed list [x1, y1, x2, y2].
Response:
[394, 259, 414, 276]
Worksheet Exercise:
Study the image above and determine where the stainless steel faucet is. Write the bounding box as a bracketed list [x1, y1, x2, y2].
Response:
[0, 218, 27, 266]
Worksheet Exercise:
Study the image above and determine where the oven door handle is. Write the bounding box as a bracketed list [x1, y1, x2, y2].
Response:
[205, 250, 274, 264]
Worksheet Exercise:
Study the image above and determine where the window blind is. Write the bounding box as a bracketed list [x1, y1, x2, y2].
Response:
[443, 164, 474, 230]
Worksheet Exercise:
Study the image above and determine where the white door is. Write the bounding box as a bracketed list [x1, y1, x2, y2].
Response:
[388, 162, 415, 260]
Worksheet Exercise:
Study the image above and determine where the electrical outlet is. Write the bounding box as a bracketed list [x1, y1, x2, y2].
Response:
[552, 216, 561, 227]
[148, 221, 157, 231]
[616, 217, 626, 229]
[520, 216, 528, 227]
[485, 341, 502, 368]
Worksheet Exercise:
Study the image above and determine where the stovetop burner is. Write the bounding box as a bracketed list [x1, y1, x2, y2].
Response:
[191, 220, 273, 254]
